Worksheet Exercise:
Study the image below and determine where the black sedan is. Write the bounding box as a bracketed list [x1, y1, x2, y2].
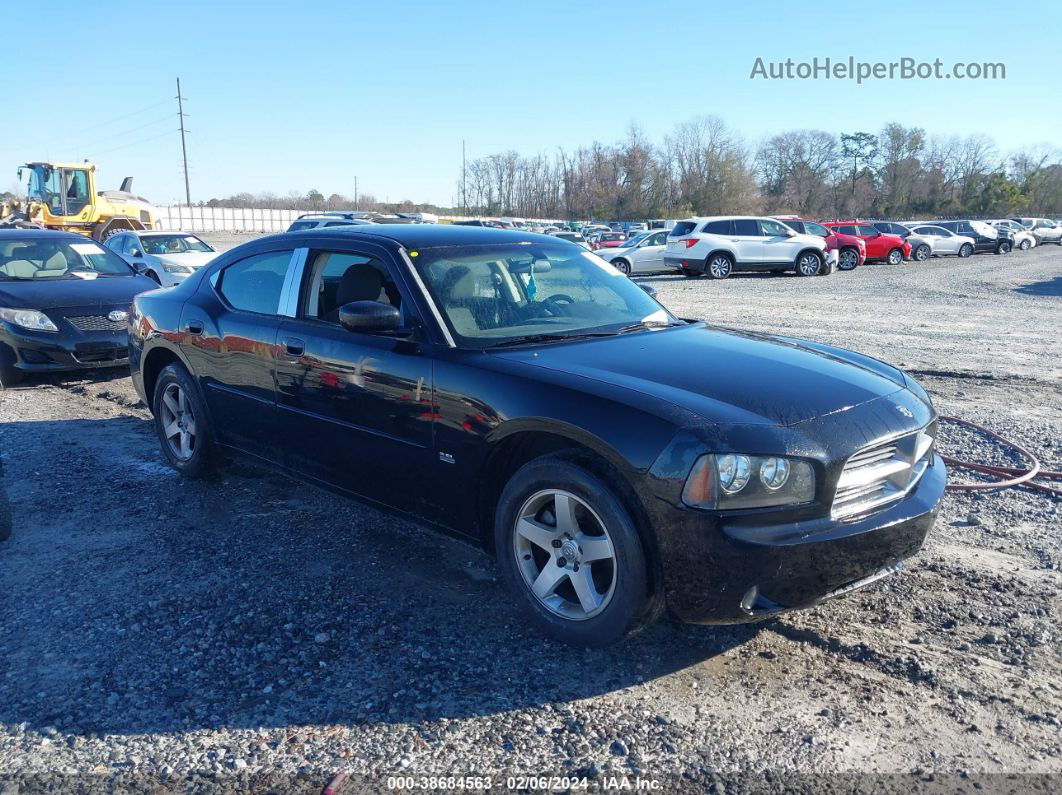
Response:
[129, 225, 946, 646]
[0, 229, 158, 386]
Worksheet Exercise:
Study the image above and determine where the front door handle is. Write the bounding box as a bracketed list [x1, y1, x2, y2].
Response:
[185, 320, 204, 335]
[282, 337, 305, 357]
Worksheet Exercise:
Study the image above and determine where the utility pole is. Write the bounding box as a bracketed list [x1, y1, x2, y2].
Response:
[461, 139, 467, 214]
[176, 78, 191, 206]
[354, 176, 359, 210]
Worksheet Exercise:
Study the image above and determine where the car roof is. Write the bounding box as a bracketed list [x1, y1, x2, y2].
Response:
[137, 230, 201, 237]
[271, 224, 573, 250]
[0, 228, 88, 241]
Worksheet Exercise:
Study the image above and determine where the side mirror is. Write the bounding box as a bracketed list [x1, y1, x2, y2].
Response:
[639, 283, 657, 298]
[338, 301, 401, 334]
[129, 248, 142, 258]
[786, 228, 796, 237]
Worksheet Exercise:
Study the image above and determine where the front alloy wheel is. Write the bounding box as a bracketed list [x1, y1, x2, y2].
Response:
[513, 490, 616, 620]
[1019, 239, 1031, 250]
[796, 251, 823, 276]
[887, 248, 904, 265]
[958, 243, 973, 258]
[838, 248, 859, 271]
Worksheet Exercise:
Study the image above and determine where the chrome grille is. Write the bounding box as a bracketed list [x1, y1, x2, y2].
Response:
[66, 315, 126, 332]
[832, 425, 935, 520]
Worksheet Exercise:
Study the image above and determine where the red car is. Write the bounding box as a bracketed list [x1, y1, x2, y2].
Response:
[821, 221, 911, 265]
[775, 217, 867, 271]
[590, 232, 627, 250]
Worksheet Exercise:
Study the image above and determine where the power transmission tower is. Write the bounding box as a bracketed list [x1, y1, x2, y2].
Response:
[176, 78, 192, 206]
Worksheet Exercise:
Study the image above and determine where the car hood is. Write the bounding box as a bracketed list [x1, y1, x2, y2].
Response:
[0, 274, 157, 310]
[156, 252, 216, 268]
[495, 323, 909, 426]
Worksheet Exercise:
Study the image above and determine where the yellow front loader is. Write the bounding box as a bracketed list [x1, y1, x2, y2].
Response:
[0, 161, 159, 241]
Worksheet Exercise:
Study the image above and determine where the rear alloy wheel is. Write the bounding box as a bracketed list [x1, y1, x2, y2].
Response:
[796, 251, 823, 276]
[612, 258, 631, 275]
[887, 248, 904, 265]
[838, 247, 860, 271]
[997, 241, 1012, 255]
[495, 457, 652, 646]
[958, 243, 973, 258]
[706, 254, 733, 279]
[153, 363, 214, 477]
[913, 244, 931, 262]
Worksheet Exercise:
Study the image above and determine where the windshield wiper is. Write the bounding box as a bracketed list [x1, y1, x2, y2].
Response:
[486, 331, 616, 349]
[614, 320, 686, 334]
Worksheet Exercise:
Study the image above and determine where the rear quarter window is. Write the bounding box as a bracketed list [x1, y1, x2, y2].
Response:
[216, 250, 294, 315]
[669, 222, 698, 236]
[702, 220, 732, 234]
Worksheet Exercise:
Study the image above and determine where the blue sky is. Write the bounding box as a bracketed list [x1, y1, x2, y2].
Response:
[3, 0, 1058, 206]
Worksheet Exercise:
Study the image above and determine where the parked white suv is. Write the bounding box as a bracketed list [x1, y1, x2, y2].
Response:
[664, 216, 837, 278]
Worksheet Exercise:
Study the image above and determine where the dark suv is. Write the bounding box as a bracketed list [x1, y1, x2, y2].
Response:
[931, 220, 1012, 255]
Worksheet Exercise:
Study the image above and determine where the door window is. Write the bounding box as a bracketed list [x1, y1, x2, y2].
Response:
[215, 250, 294, 315]
[759, 219, 790, 237]
[649, 231, 668, 246]
[301, 251, 402, 324]
[733, 219, 760, 236]
[803, 222, 830, 237]
[63, 169, 91, 215]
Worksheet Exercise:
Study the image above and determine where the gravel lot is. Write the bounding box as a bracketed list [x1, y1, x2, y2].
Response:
[1, 233, 1060, 793]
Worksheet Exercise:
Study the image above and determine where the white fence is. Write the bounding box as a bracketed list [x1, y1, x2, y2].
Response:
[156, 205, 315, 233]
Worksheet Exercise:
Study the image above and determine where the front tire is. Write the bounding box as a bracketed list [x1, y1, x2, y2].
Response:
[152, 363, 214, 478]
[887, 248, 904, 265]
[612, 258, 631, 275]
[705, 253, 733, 279]
[996, 241, 1012, 255]
[494, 456, 652, 647]
[838, 247, 860, 271]
[795, 250, 824, 276]
[913, 244, 931, 262]
[1019, 238, 1031, 250]
[958, 243, 973, 258]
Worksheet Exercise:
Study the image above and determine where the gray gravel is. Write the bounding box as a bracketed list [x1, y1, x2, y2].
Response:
[0, 236, 1059, 793]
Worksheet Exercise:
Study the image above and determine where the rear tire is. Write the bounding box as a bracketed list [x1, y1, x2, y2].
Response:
[494, 456, 653, 647]
[996, 241, 1012, 254]
[705, 254, 733, 279]
[612, 258, 631, 275]
[795, 250, 823, 277]
[152, 363, 215, 478]
[913, 244, 931, 262]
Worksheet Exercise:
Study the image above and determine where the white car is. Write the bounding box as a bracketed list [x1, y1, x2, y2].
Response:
[989, 220, 1036, 250]
[905, 224, 976, 258]
[286, 215, 375, 232]
[1016, 217, 1062, 245]
[105, 231, 217, 287]
[594, 229, 672, 275]
[549, 230, 591, 250]
[664, 216, 837, 278]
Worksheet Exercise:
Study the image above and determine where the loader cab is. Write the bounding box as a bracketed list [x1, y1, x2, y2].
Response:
[20, 162, 94, 218]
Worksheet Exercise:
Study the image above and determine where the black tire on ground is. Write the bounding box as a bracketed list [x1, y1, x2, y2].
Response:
[612, 259, 631, 275]
[795, 250, 823, 277]
[705, 253, 733, 279]
[914, 244, 931, 261]
[1019, 239, 1031, 250]
[152, 362, 215, 478]
[0, 345, 22, 389]
[838, 247, 860, 271]
[887, 248, 904, 265]
[494, 456, 653, 647]
[958, 243, 973, 258]
[996, 241, 1012, 254]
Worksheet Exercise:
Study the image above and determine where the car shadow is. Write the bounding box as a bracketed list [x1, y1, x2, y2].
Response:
[1014, 274, 1062, 297]
[0, 416, 761, 738]
[4, 366, 131, 391]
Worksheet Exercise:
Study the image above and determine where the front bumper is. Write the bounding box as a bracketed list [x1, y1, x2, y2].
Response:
[0, 323, 129, 373]
[658, 454, 946, 624]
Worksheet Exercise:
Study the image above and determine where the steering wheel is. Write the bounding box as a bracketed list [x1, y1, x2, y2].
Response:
[542, 293, 575, 316]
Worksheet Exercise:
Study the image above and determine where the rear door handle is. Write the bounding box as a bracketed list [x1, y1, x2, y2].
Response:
[185, 320, 204, 335]
[282, 337, 305, 357]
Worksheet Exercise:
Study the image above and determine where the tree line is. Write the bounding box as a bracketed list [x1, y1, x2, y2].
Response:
[456, 119, 1062, 221]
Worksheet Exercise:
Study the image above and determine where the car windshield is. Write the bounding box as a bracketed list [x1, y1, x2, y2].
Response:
[0, 237, 135, 280]
[141, 234, 213, 254]
[411, 242, 677, 348]
[624, 232, 651, 246]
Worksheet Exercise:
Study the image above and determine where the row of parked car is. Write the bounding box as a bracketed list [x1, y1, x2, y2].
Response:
[590, 215, 1062, 278]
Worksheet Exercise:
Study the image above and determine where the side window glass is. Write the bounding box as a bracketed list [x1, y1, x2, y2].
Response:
[733, 219, 760, 236]
[702, 220, 731, 235]
[302, 251, 402, 324]
[216, 250, 294, 315]
[759, 220, 789, 237]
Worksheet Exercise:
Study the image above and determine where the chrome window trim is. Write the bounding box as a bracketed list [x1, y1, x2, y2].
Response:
[278, 247, 309, 318]
[397, 247, 455, 348]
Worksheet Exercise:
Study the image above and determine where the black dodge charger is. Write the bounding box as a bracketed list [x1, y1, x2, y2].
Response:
[0, 229, 158, 386]
[129, 225, 946, 646]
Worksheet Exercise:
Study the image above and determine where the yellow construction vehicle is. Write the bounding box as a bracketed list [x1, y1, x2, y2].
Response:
[0, 161, 159, 240]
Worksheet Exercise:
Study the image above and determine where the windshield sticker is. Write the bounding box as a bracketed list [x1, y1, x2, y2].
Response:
[70, 243, 106, 256]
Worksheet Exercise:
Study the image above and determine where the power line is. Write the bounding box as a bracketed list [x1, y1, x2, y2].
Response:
[38, 98, 173, 149]
[76, 114, 175, 152]
[89, 129, 176, 158]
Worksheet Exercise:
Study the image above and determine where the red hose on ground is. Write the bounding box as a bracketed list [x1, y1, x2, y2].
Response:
[939, 415, 1062, 497]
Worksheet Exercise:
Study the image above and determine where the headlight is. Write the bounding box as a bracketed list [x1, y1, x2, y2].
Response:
[162, 262, 192, 273]
[0, 307, 59, 332]
[682, 454, 815, 510]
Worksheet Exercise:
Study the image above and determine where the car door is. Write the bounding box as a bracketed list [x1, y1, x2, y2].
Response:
[180, 245, 297, 461]
[759, 219, 798, 263]
[631, 231, 668, 273]
[920, 226, 954, 254]
[729, 219, 764, 264]
[273, 242, 437, 516]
